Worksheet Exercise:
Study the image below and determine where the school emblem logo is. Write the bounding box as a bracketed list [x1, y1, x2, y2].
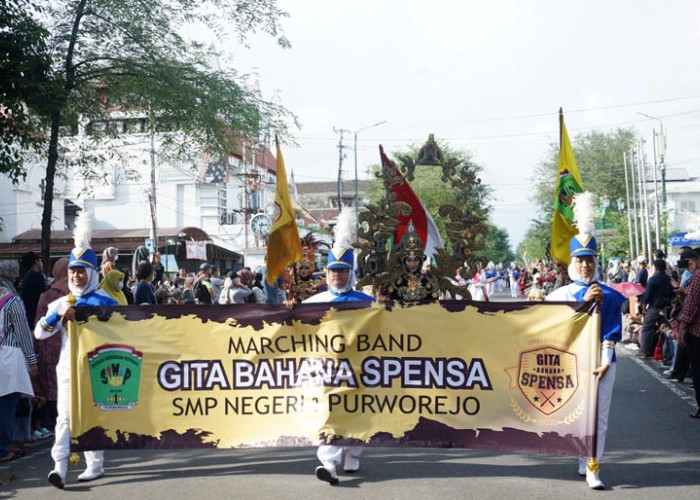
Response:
[517, 346, 578, 416]
[554, 169, 581, 219]
[88, 344, 143, 410]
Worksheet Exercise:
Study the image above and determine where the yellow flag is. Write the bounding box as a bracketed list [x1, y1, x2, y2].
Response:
[266, 139, 302, 285]
[550, 109, 584, 265]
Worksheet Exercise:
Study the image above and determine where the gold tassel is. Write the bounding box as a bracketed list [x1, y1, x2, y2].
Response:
[587, 457, 600, 472]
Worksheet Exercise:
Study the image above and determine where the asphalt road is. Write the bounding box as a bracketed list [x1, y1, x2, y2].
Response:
[2, 295, 699, 499]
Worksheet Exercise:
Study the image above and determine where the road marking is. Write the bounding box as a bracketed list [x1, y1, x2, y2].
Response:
[620, 346, 696, 408]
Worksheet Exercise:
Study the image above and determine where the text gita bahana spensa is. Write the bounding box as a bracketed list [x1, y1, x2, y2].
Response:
[157, 357, 493, 391]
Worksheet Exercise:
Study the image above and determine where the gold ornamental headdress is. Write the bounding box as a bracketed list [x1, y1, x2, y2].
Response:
[399, 221, 425, 262]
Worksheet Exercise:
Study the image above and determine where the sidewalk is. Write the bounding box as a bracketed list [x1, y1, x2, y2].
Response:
[0, 433, 53, 487]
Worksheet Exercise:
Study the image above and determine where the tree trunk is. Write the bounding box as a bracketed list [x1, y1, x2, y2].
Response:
[39, 0, 87, 271]
[40, 108, 62, 271]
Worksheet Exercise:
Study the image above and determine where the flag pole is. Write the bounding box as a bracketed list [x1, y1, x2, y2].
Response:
[559, 107, 564, 150]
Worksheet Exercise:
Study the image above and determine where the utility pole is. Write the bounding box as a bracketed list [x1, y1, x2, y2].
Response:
[148, 105, 158, 251]
[650, 130, 661, 251]
[638, 140, 652, 258]
[636, 145, 647, 259]
[333, 127, 350, 214]
[629, 147, 640, 258]
[623, 152, 635, 259]
[243, 142, 249, 249]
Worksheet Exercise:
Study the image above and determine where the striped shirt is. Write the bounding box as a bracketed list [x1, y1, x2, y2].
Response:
[679, 269, 700, 339]
[1, 293, 37, 365]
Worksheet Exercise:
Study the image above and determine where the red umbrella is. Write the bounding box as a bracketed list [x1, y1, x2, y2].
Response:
[611, 282, 645, 298]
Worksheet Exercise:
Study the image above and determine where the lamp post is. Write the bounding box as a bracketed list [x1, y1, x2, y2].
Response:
[354, 120, 387, 208]
[600, 194, 610, 229]
[177, 231, 187, 269]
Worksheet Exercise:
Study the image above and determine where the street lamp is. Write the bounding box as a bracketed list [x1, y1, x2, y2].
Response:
[600, 194, 610, 229]
[354, 120, 387, 208]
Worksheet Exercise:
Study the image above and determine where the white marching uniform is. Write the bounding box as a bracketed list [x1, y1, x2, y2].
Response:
[546, 280, 625, 465]
[34, 289, 116, 479]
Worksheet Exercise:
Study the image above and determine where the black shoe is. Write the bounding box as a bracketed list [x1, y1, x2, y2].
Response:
[48, 471, 65, 489]
[315, 465, 339, 485]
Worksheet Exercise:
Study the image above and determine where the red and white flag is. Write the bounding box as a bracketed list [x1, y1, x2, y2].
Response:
[379, 146, 443, 258]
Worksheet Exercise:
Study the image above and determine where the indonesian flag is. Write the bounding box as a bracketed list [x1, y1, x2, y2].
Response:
[379, 146, 444, 258]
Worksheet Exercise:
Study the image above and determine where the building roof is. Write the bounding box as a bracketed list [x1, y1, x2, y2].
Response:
[665, 167, 692, 182]
[296, 179, 374, 195]
[0, 226, 242, 261]
[306, 208, 343, 225]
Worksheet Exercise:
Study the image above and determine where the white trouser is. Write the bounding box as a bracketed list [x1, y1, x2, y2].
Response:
[317, 445, 363, 466]
[53, 366, 104, 472]
[510, 279, 518, 297]
[592, 362, 616, 462]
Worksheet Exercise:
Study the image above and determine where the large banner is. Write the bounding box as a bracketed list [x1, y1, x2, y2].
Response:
[70, 301, 600, 456]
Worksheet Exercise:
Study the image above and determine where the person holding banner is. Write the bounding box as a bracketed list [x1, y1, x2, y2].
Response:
[546, 192, 626, 490]
[303, 208, 374, 485]
[34, 212, 117, 489]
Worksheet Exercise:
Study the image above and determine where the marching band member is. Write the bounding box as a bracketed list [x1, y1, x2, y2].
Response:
[303, 208, 374, 484]
[546, 193, 626, 490]
[34, 212, 117, 489]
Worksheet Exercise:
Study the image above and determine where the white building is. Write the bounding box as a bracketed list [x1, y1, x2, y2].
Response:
[664, 167, 700, 235]
[0, 152, 67, 242]
[0, 111, 278, 270]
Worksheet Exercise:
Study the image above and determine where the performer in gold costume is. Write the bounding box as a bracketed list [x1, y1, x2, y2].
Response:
[385, 222, 439, 304]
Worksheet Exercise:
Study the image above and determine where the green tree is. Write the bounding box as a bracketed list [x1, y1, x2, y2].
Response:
[516, 219, 551, 264]
[483, 223, 516, 264]
[0, 0, 53, 182]
[4, 0, 293, 267]
[522, 128, 637, 262]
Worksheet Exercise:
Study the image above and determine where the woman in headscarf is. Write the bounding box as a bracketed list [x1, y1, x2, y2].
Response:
[131, 246, 150, 283]
[98, 270, 127, 306]
[182, 275, 195, 304]
[32, 258, 70, 438]
[100, 247, 118, 278]
[0, 260, 37, 462]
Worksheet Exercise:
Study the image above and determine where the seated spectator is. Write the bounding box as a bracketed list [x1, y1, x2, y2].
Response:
[155, 288, 171, 305]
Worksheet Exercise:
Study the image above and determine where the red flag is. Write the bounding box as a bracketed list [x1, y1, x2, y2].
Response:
[379, 146, 443, 257]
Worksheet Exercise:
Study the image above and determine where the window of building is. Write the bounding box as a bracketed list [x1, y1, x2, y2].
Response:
[125, 118, 146, 134]
[680, 200, 696, 214]
[86, 121, 107, 135]
[218, 186, 227, 218]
